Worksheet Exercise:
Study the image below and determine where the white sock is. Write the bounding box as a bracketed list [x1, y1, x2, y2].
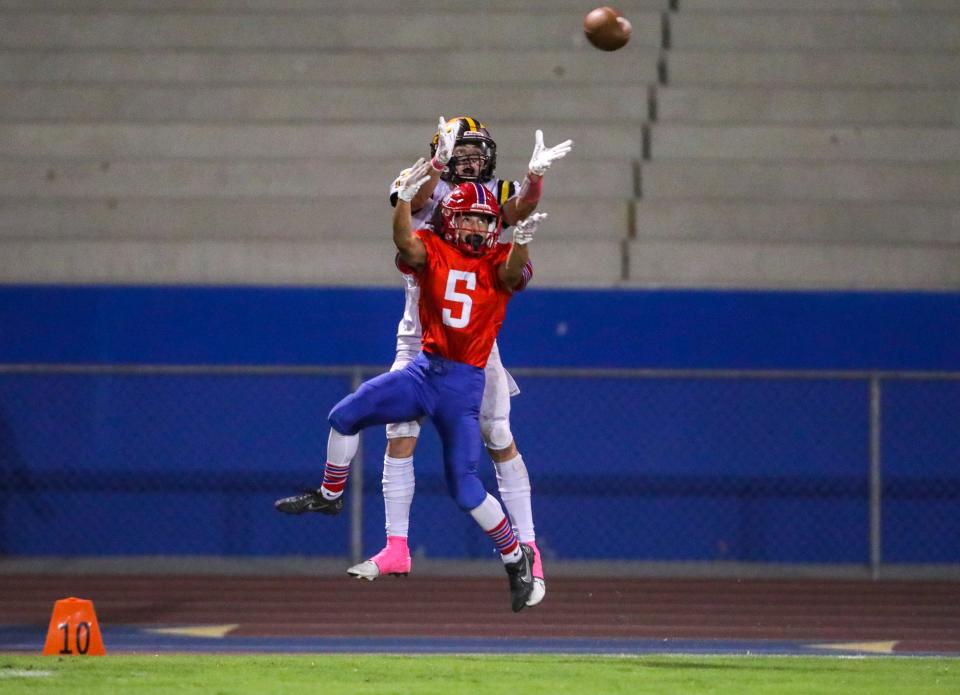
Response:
[469, 492, 506, 529]
[495, 453, 535, 543]
[469, 493, 522, 563]
[327, 428, 359, 466]
[382, 455, 414, 538]
[320, 429, 359, 500]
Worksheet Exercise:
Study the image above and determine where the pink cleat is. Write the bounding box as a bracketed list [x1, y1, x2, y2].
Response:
[346, 536, 411, 581]
[526, 541, 546, 607]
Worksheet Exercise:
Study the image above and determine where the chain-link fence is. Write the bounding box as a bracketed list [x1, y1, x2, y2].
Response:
[1, 365, 957, 576]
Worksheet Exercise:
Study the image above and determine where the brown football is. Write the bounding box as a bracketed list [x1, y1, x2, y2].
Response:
[583, 6, 632, 51]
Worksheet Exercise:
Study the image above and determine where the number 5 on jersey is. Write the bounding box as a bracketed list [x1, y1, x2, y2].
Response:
[442, 270, 476, 328]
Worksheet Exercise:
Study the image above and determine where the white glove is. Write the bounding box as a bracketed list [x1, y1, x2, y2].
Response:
[396, 158, 432, 203]
[431, 116, 459, 169]
[528, 130, 573, 177]
[512, 212, 547, 246]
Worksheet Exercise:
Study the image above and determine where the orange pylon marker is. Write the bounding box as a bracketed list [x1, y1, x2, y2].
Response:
[42, 597, 106, 656]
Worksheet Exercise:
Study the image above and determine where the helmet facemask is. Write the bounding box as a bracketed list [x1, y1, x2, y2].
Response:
[447, 142, 494, 183]
[429, 116, 497, 184]
[439, 182, 502, 256]
[450, 212, 499, 256]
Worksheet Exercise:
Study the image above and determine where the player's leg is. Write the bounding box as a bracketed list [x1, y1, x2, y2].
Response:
[348, 350, 420, 580]
[481, 344, 545, 607]
[275, 363, 426, 516]
[346, 430, 417, 580]
[432, 358, 535, 613]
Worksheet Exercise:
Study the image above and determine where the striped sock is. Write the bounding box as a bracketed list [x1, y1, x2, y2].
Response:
[320, 461, 350, 500]
[487, 516, 521, 563]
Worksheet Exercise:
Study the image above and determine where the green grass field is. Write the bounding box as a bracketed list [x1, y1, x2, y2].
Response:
[1, 654, 958, 695]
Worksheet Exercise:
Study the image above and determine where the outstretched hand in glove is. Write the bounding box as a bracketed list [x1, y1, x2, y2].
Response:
[431, 116, 460, 171]
[528, 130, 573, 177]
[395, 158, 432, 203]
[512, 212, 548, 246]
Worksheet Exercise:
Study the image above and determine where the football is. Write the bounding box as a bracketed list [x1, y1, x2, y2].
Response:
[583, 6, 632, 51]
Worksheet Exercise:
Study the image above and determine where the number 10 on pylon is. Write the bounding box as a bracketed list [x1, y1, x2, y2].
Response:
[42, 597, 106, 656]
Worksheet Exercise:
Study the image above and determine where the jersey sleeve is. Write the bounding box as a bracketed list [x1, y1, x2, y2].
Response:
[496, 179, 518, 207]
[395, 253, 416, 276]
[493, 242, 533, 294]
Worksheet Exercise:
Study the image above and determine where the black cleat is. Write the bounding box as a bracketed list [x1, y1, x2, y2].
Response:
[274, 489, 343, 516]
[504, 543, 536, 613]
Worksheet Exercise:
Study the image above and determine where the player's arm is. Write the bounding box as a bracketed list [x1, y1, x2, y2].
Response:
[408, 167, 441, 213]
[498, 212, 546, 290]
[501, 130, 573, 227]
[393, 158, 431, 269]
[409, 116, 459, 212]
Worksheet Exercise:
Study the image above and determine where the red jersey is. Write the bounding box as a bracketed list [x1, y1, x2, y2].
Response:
[401, 230, 527, 368]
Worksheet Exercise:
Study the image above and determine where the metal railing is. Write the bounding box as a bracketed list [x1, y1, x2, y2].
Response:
[1, 363, 957, 577]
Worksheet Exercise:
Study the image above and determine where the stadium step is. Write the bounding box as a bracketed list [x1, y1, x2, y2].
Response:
[640, 161, 960, 203]
[656, 87, 960, 126]
[626, 239, 960, 289]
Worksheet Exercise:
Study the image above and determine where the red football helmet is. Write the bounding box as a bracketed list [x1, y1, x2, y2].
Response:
[438, 182, 502, 256]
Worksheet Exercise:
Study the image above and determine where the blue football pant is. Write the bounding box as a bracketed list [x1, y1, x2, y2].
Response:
[328, 351, 487, 511]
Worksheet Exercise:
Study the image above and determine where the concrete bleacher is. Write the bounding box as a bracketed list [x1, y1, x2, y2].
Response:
[0, 159, 635, 199]
[680, 0, 958, 11]
[656, 88, 960, 125]
[634, 2, 960, 289]
[669, 13, 960, 50]
[0, 1, 659, 286]
[0, 1, 959, 289]
[650, 125, 960, 161]
[0, 0, 671, 10]
[641, 161, 960, 203]
[0, 85, 654, 121]
[0, 49, 660, 85]
[666, 51, 960, 87]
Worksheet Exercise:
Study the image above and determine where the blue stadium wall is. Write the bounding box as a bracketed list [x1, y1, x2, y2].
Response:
[1, 286, 958, 565]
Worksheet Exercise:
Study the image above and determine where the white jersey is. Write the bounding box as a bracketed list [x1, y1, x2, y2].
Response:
[389, 174, 518, 350]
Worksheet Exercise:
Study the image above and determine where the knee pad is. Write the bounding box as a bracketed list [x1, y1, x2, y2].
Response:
[480, 415, 513, 451]
[386, 419, 421, 439]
